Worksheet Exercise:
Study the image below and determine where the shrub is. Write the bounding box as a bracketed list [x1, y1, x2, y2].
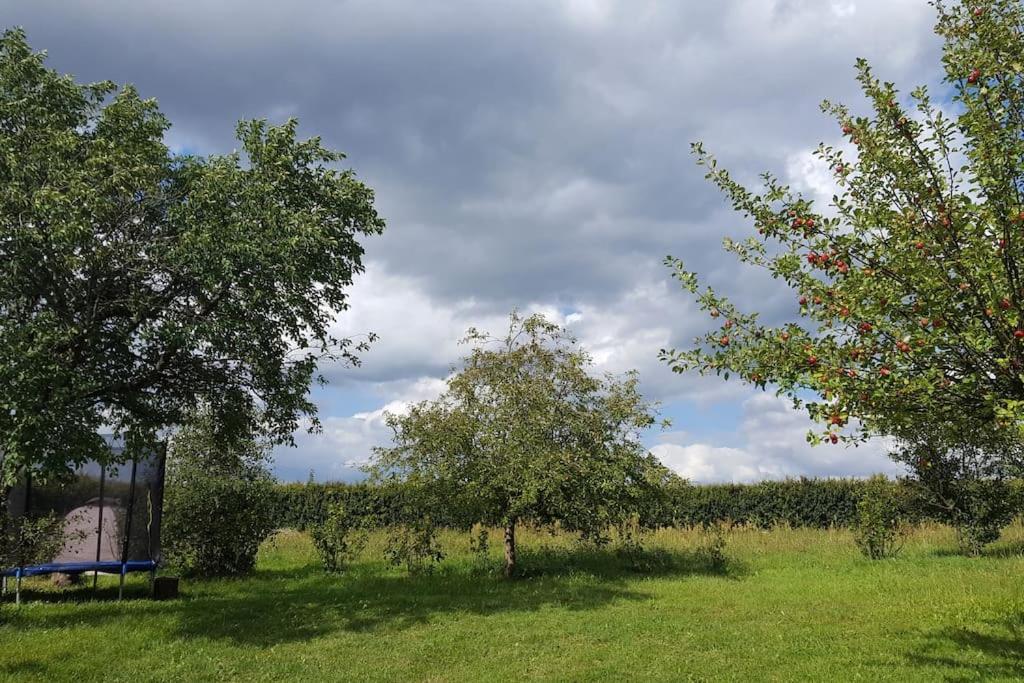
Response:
[896, 443, 1020, 556]
[310, 502, 367, 573]
[949, 478, 1017, 556]
[666, 478, 869, 529]
[694, 522, 728, 570]
[271, 481, 449, 530]
[0, 508, 66, 570]
[854, 476, 906, 560]
[612, 517, 673, 573]
[467, 524, 495, 576]
[162, 415, 277, 576]
[384, 519, 444, 576]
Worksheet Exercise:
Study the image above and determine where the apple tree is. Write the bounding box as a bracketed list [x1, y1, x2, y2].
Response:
[369, 312, 677, 577]
[0, 29, 384, 485]
[660, 3, 1024, 486]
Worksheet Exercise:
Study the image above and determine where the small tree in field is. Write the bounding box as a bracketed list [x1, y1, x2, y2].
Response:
[0, 29, 384, 486]
[661, 1, 1024, 479]
[370, 312, 677, 578]
[854, 475, 906, 560]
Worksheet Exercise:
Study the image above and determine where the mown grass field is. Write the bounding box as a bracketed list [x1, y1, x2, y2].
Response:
[1, 523, 1022, 682]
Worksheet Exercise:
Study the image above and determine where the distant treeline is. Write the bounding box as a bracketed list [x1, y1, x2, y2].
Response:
[272, 478, 1024, 531]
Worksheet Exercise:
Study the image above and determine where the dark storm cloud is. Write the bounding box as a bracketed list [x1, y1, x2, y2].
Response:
[7, 1, 941, 310]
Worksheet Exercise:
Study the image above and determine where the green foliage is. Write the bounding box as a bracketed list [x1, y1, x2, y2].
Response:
[694, 522, 729, 570]
[0, 508, 65, 570]
[310, 502, 367, 573]
[894, 433, 1021, 555]
[662, 477, 908, 529]
[611, 516, 668, 573]
[369, 311, 679, 576]
[270, 476, 999, 532]
[271, 481, 435, 530]
[162, 414, 277, 576]
[854, 476, 906, 560]
[660, 1, 1024, 470]
[383, 518, 444, 576]
[0, 29, 384, 485]
[953, 480, 1013, 555]
[467, 524, 496, 576]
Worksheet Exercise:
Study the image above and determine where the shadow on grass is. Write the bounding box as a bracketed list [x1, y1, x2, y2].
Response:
[0, 572, 645, 649]
[905, 613, 1024, 681]
[515, 544, 746, 580]
[982, 540, 1024, 558]
[0, 546, 736, 654]
[0, 578, 154, 605]
[930, 541, 1024, 559]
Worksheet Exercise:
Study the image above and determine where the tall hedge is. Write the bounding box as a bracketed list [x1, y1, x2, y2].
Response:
[270, 482, 459, 530]
[665, 478, 880, 528]
[271, 478, 1024, 531]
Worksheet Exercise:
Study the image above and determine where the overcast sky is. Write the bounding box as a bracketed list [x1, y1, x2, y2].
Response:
[8, 0, 945, 482]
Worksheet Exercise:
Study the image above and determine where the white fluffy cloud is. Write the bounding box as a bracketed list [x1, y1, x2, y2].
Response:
[651, 393, 905, 483]
[272, 375, 449, 480]
[328, 261, 752, 406]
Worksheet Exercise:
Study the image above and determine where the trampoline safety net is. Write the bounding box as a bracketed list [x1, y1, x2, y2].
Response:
[2, 436, 166, 578]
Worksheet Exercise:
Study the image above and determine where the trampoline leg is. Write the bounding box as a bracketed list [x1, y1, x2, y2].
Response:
[93, 569, 98, 591]
[15, 571, 21, 606]
[118, 571, 125, 601]
[1, 576, 6, 597]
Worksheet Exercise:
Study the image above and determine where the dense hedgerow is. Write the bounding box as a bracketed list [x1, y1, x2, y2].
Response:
[273, 478, 1024, 531]
[271, 481, 452, 530]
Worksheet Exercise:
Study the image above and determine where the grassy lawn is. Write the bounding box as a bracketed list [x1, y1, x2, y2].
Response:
[0, 523, 1022, 682]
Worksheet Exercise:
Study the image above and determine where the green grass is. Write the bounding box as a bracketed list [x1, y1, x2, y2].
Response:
[1, 523, 1023, 682]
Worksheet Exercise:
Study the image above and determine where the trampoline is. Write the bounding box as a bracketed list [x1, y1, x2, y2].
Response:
[1, 436, 166, 602]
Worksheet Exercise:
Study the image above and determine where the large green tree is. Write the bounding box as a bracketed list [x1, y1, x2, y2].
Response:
[370, 312, 676, 577]
[0, 29, 384, 484]
[661, 1, 1024, 467]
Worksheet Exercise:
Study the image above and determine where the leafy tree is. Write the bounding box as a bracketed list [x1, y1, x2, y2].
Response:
[0, 29, 384, 486]
[891, 427, 1021, 554]
[162, 412, 277, 576]
[370, 312, 678, 577]
[661, 1, 1024, 470]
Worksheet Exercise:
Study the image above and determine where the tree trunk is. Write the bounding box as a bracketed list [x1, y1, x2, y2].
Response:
[503, 518, 517, 578]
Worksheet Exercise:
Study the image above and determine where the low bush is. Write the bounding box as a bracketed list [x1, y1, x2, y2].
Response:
[950, 478, 1017, 556]
[384, 518, 444, 576]
[467, 524, 496, 576]
[162, 416, 277, 576]
[310, 502, 367, 573]
[694, 522, 729, 570]
[899, 447, 1021, 556]
[0, 507, 66, 570]
[854, 476, 906, 560]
